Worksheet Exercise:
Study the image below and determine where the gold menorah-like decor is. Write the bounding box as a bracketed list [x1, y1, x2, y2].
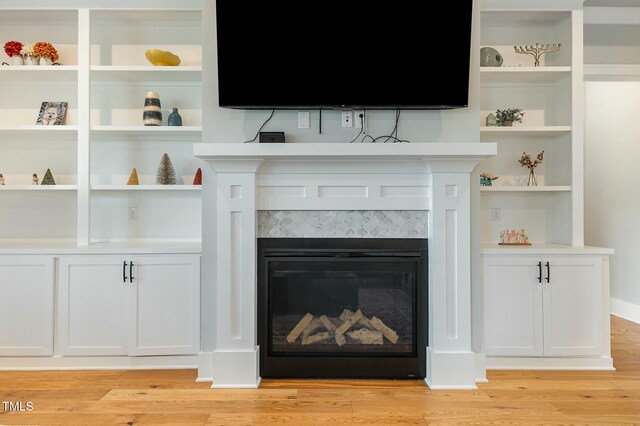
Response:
[514, 43, 561, 67]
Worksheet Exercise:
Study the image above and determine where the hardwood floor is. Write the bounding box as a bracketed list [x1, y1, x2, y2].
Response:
[0, 315, 639, 425]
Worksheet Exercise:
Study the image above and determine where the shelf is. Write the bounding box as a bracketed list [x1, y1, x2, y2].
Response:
[0, 125, 78, 134]
[91, 185, 201, 191]
[481, 242, 614, 256]
[90, 66, 202, 82]
[0, 185, 78, 191]
[481, 67, 571, 83]
[584, 64, 640, 81]
[91, 126, 201, 138]
[481, 126, 571, 137]
[0, 240, 202, 255]
[481, 186, 571, 193]
[0, 66, 78, 82]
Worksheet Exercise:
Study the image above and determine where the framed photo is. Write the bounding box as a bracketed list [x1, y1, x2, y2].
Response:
[36, 102, 68, 125]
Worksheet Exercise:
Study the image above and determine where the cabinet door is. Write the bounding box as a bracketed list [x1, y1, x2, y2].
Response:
[0, 256, 54, 356]
[57, 256, 129, 356]
[484, 256, 543, 357]
[129, 255, 200, 356]
[543, 257, 604, 356]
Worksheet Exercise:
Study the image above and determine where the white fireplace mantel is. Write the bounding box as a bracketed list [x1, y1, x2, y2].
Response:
[195, 142, 496, 389]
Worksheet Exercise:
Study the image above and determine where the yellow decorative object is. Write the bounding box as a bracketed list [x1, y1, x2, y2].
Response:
[127, 168, 139, 185]
[145, 49, 181, 66]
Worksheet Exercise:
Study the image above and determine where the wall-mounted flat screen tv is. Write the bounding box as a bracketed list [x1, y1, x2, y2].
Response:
[215, 1, 473, 110]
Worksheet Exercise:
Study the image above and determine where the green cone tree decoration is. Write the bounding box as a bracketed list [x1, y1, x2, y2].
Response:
[41, 168, 56, 185]
[156, 153, 177, 185]
[127, 168, 139, 185]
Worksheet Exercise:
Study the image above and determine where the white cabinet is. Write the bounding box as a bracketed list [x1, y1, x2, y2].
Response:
[484, 254, 606, 358]
[58, 254, 200, 357]
[0, 256, 54, 356]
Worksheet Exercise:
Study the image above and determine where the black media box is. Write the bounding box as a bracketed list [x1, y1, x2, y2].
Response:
[259, 132, 285, 143]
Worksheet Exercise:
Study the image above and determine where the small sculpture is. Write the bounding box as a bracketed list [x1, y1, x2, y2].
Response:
[168, 108, 183, 126]
[480, 47, 503, 67]
[143, 91, 162, 126]
[485, 113, 497, 127]
[127, 168, 139, 185]
[41, 168, 56, 185]
[0, 173, 4, 185]
[500, 229, 530, 245]
[32, 173, 39, 185]
[145, 49, 181, 66]
[156, 153, 177, 185]
[480, 172, 498, 186]
[193, 168, 202, 185]
[514, 43, 561, 67]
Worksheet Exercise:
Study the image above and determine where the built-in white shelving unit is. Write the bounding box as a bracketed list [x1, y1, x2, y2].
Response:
[479, 0, 582, 246]
[0, 4, 203, 247]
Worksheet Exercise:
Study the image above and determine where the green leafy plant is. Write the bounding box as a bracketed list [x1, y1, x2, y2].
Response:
[495, 108, 524, 126]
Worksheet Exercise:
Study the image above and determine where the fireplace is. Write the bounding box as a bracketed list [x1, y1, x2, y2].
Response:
[195, 143, 496, 388]
[258, 238, 427, 379]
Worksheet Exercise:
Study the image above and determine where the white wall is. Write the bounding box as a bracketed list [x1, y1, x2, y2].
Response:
[585, 82, 640, 312]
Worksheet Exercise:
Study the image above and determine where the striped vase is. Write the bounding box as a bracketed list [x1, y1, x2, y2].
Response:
[143, 91, 162, 126]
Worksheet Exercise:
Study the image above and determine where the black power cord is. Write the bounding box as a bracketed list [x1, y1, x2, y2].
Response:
[362, 110, 411, 143]
[348, 112, 366, 143]
[243, 109, 275, 143]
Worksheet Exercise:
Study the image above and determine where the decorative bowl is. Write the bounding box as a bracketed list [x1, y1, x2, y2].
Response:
[145, 49, 181, 66]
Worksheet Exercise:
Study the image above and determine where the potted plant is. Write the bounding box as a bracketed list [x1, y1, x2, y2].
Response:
[20, 44, 37, 65]
[33, 41, 59, 65]
[495, 108, 524, 127]
[3, 40, 24, 65]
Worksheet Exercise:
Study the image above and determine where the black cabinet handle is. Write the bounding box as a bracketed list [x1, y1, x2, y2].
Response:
[537, 261, 542, 283]
[123, 261, 128, 283]
[545, 261, 550, 283]
[129, 261, 135, 283]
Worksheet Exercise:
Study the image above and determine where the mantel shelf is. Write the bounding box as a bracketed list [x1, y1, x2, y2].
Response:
[481, 186, 571, 193]
[194, 143, 497, 162]
[91, 185, 201, 191]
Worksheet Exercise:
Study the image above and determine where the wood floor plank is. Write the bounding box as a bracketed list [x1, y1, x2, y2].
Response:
[352, 400, 561, 416]
[17, 400, 151, 414]
[206, 413, 427, 425]
[143, 399, 353, 414]
[485, 389, 640, 402]
[101, 388, 297, 401]
[129, 413, 209, 425]
[0, 413, 135, 425]
[0, 389, 110, 402]
[477, 379, 622, 391]
[611, 380, 640, 390]
[297, 388, 492, 401]
[550, 400, 640, 415]
[424, 414, 640, 426]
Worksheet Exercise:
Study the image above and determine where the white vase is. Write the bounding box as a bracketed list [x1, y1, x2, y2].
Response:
[11, 56, 23, 65]
[24, 56, 37, 66]
[39, 57, 52, 66]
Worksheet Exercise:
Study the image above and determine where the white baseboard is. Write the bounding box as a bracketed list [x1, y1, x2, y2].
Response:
[197, 352, 214, 383]
[611, 297, 640, 324]
[0, 355, 198, 370]
[487, 356, 614, 370]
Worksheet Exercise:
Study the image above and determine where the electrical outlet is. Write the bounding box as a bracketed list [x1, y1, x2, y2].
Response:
[355, 110, 366, 130]
[342, 111, 353, 128]
[297, 111, 310, 129]
[491, 208, 501, 222]
[129, 207, 138, 221]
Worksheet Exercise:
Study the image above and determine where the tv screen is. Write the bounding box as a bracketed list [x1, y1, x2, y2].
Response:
[215, 1, 473, 110]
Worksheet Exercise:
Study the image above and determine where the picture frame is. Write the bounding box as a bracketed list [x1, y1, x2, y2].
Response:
[36, 101, 68, 125]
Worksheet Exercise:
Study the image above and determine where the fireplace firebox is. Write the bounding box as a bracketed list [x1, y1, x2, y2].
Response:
[258, 238, 427, 379]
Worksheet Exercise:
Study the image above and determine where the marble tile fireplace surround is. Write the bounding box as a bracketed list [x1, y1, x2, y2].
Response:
[195, 143, 496, 389]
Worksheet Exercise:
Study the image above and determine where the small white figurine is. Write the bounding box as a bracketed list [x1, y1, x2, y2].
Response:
[32, 173, 39, 185]
[0, 173, 4, 185]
